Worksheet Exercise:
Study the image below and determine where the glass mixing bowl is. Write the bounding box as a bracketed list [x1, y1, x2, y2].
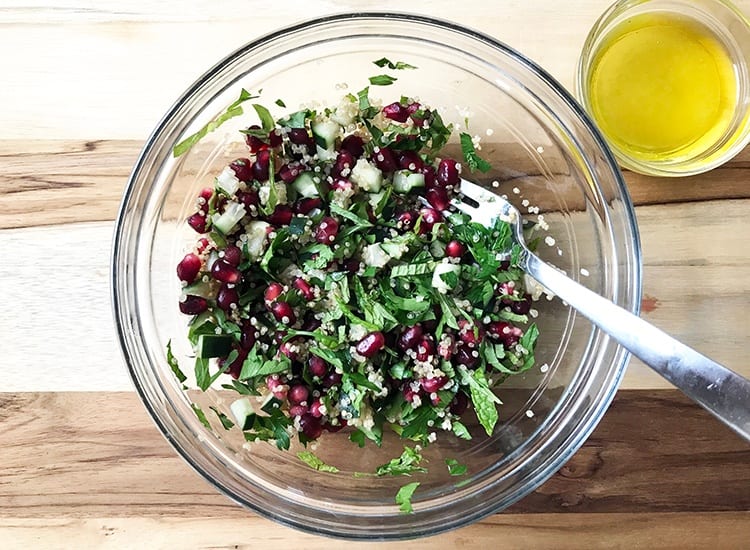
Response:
[112, 13, 641, 540]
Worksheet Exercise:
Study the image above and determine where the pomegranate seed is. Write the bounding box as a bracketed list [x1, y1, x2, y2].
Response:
[264, 283, 284, 303]
[321, 371, 342, 388]
[308, 356, 328, 378]
[268, 129, 282, 148]
[397, 324, 423, 351]
[415, 336, 436, 362]
[407, 102, 425, 122]
[288, 384, 310, 405]
[438, 334, 455, 360]
[510, 294, 532, 315]
[271, 301, 296, 325]
[176, 253, 202, 283]
[222, 245, 242, 267]
[279, 341, 299, 360]
[273, 330, 288, 345]
[418, 207, 442, 234]
[397, 150, 424, 171]
[199, 187, 214, 203]
[450, 391, 469, 415]
[397, 210, 417, 231]
[267, 204, 294, 225]
[487, 321, 523, 349]
[371, 147, 398, 173]
[331, 177, 353, 192]
[420, 376, 448, 393]
[454, 345, 480, 368]
[341, 135, 365, 158]
[196, 237, 210, 253]
[332, 149, 355, 178]
[289, 404, 308, 418]
[325, 419, 347, 432]
[210, 259, 241, 284]
[240, 322, 257, 350]
[497, 281, 516, 302]
[230, 158, 254, 182]
[179, 295, 208, 315]
[216, 285, 239, 311]
[299, 413, 323, 439]
[287, 128, 314, 147]
[382, 101, 409, 122]
[344, 258, 361, 274]
[356, 331, 386, 357]
[309, 398, 324, 418]
[458, 319, 485, 345]
[295, 197, 323, 214]
[253, 150, 271, 181]
[437, 158, 460, 187]
[236, 189, 259, 209]
[220, 347, 248, 379]
[293, 278, 315, 300]
[314, 216, 339, 244]
[187, 212, 208, 233]
[426, 187, 450, 211]
[421, 166, 436, 189]
[403, 384, 421, 403]
[278, 162, 302, 183]
[266, 375, 287, 400]
[301, 315, 321, 332]
[244, 125, 267, 153]
[446, 240, 465, 258]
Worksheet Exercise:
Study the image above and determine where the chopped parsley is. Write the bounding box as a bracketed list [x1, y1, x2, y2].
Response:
[395, 481, 420, 513]
[459, 132, 492, 173]
[369, 74, 398, 86]
[445, 457, 468, 476]
[297, 451, 340, 473]
[376, 446, 427, 477]
[373, 57, 418, 70]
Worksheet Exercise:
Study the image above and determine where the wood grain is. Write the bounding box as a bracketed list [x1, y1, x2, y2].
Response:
[0, 391, 747, 522]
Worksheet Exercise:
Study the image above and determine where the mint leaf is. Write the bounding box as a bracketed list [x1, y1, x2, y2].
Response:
[451, 420, 472, 440]
[274, 98, 286, 108]
[252, 103, 275, 132]
[166, 340, 186, 383]
[210, 406, 235, 430]
[465, 367, 501, 436]
[297, 451, 340, 473]
[329, 203, 374, 228]
[459, 132, 492, 173]
[277, 109, 310, 129]
[373, 57, 418, 70]
[395, 481, 420, 513]
[173, 88, 259, 157]
[369, 74, 398, 86]
[376, 446, 427, 477]
[445, 458, 468, 476]
[240, 348, 290, 380]
[349, 429, 367, 448]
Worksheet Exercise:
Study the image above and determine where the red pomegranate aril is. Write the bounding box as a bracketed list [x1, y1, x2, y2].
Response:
[371, 147, 398, 173]
[397, 324, 423, 351]
[187, 212, 208, 233]
[253, 149, 271, 181]
[216, 285, 239, 312]
[308, 356, 328, 378]
[450, 391, 469, 415]
[331, 177, 353, 192]
[356, 331, 386, 358]
[295, 197, 323, 214]
[268, 129, 282, 148]
[325, 419, 347, 432]
[309, 398, 324, 418]
[299, 413, 323, 439]
[407, 102, 425, 123]
[458, 319, 485, 345]
[220, 347, 248, 379]
[438, 334, 455, 360]
[510, 294, 532, 315]
[288, 384, 310, 405]
[264, 282, 284, 303]
[301, 315, 321, 332]
[415, 336, 436, 362]
[278, 162, 302, 183]
[176, 253, 202, 283]
[418, 207, 442, 234]
[293, 278, 315, 300]
[289, 404, 308, 418]
[487, 321, 523, 349]
[229, 158, 254, 182]
[382, 101, 409, 122]
[454, 345, 480, 368]
[279, 341, 299, 360]
[421, 376, 448, 393]
[421, 165, 436, 189]
[332, 149, 355, 178]
[287, 128, 313, 147]
[446, 240, 465, 258]
[397, 150, 424, 171]
[437, 158, 460, 186]
[222, 245, 242, 267]
[196, 237, 210, 253]
[179, 295, 208, 315]
[211, 259, 241, 284]
[244, 125, 266, 153]
[403, 384, 421, 403]
[426, 187, 450, 211]
[341, 134, 365, 158]
[236, 189, 259, 209]
[240, 323, 257, 350]
[266, 375, 288, 400]
[321, 370, 342, 388]
[314, 216, 339, 244]
[496, 281, 516, 302]
[267, 204, 294, 225]
[397, 210, 416, 230]
[344, 258, 361, 274]
[271, 301, 296, 325]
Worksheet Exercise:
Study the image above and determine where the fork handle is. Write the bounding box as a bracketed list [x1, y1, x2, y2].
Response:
[524, 252, 750, 442]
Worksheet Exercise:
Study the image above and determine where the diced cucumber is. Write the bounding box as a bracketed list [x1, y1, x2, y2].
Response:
[350, 158, 383, 192]
[392, 170, 425, 194]
[362, 242, 391, 268]
[292, 171, 320, 198]
[183, 278, 213, 299]
[211, 202, 246, 234]
[380, 239, 409, 259]
[197, 334, 233, 358]
[315, 144, 337, 162]
[311, 120, 341, 149]
[230, 398, 256, 430]
[245, 220, 270, 259]
[216, 166, 240, 196]
[432, 263, 461, 292]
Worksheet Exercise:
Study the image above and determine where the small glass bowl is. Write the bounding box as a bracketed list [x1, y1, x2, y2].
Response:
[112, 13, 641, 540]
[577, 0, 750, 176]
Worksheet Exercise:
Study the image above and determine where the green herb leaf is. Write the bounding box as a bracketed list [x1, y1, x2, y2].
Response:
[373, 57, 418, 70]
[452, 420, 472, 440]
[173, 88, 259, 157]
[390, 263, 433, 277]
[349, 429, 367, 448]
[166, 340, 187, 383]
[465, 367, 501, 436]
[275, 98, 286, 108]
[210, 406, 235, 430]
[376, 446, 427, 477]
[297, 451, 340, 473]
[252, 103, 276, 132]
[240, 348, 291, 380]
[395, 481, 420, 513]
[277, 109, 310, 129]
[459, 132, 492, 173]
[192, 403, 211, 429]
[445, 458, 468, 476]
[329, 203, 374, 228]
[369, 74, 398, 86]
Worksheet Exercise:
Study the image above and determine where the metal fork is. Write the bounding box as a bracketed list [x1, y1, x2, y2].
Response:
[452, 178, 750, 442]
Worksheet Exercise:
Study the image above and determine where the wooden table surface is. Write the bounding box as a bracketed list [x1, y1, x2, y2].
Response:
[2, 1, 749, 548]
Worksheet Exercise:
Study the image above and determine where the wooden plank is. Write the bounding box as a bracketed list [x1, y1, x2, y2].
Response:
[0, 391, 747, 521]
[1, 512, 748, 549]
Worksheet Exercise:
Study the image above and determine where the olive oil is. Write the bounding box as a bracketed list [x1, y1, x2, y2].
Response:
[587, 12, 738, 163]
